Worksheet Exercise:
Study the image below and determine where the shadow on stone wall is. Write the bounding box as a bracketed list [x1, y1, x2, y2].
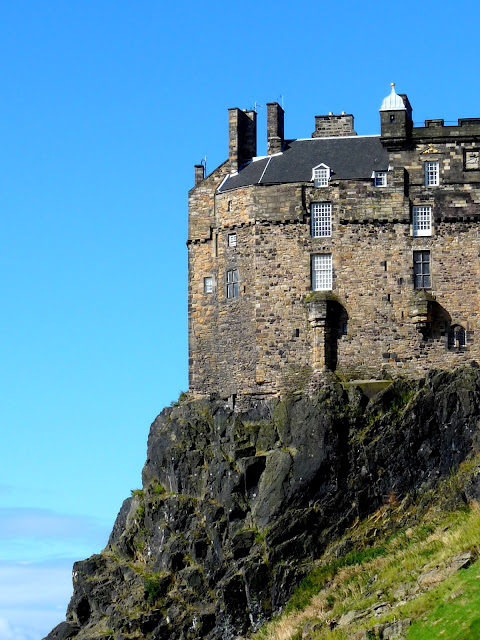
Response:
[326, 300, 349, 370]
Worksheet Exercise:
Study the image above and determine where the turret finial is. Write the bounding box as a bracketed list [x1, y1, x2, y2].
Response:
[380, 83, 405, 111]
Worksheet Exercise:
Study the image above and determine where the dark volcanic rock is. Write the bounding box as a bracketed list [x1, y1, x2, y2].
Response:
[44, 367, 480, 639]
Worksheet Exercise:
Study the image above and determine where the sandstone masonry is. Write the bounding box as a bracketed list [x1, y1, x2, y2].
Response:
[188, 85, 480, 399]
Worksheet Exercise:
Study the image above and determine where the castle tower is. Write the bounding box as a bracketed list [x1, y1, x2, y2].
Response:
[379, 83, 412, 147]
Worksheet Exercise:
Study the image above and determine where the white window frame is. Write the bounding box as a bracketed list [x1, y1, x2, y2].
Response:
[425, 161, 439, 186]
[312, 163, 330, 188]
[412, 206, 432, 237]
[203, 277, 213, 293]
[374, 171, 387, 187]
[311, 203, 332, 237]
[228, 233, 237, 247]
[226, 269, 239, 298]
[311, 254, 332, 291]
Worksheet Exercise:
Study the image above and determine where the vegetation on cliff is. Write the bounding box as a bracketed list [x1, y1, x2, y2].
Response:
[44, 366, 480, 640]
[253, 455, 480, 639]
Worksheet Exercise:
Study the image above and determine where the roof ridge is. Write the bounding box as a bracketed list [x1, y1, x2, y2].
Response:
[294, 134, 380, 141]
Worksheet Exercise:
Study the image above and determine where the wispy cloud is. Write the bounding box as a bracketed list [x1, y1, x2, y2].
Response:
[0, 507, 110, 563]
[0, 560, 73, 640]
[0, 508, 112, 640]
[0, 507, 108, 541]
[0, 609, 66, 640]
[0, 616, 36, 640]
[0, 560, 73, 608]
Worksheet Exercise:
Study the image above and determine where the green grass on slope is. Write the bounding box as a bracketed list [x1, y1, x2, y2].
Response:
[252, 455, 480, 640]
[284, 547, 387, 615]
[406, 560, 480, 640]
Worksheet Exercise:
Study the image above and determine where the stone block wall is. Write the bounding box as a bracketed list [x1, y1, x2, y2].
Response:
[312, 114, 356, 138]
[188, 128, 480, 398]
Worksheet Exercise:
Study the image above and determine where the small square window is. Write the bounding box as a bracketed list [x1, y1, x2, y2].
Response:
[311, 203, 332, 237]
[226, 269, 239, 298]
[413, 250, 431, 289]
[425, 161, 439, 186]
[374, 171, 387, 187]
[412, 206, 432, 237]
[228, 233, 237, 247]
[203, 277, 213, 293]
[311, 254, 332, 291]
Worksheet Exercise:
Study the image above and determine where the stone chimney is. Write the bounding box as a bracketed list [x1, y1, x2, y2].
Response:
[312, 113, 356, 138]
[228, 108, 257, 171]
[194, 164, 204, 187]
[266, 102, 284, 154]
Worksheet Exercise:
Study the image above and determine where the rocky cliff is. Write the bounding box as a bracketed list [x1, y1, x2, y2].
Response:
[45, 366, 480, 640]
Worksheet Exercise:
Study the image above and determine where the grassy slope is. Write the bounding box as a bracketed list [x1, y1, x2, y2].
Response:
[251, 456, 480, 640]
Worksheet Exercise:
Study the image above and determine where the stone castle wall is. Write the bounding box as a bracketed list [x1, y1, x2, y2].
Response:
[188, 114, 480, 398]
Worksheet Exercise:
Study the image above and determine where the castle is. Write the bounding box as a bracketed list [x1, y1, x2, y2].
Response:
[188, 85, 480, 399]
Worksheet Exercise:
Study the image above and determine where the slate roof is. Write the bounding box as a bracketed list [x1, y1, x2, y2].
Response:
[218, 135, 389, 192]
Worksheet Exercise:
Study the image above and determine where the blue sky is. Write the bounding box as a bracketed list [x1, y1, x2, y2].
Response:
[1, 1, 479, 638]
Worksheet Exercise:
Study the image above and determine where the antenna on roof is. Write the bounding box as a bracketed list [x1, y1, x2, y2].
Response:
[201, 156, 207, 176]
[278, 95, 284, 110]
[254, 102, 263, 113]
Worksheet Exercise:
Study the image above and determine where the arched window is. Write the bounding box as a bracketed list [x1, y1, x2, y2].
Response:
[448, 325, 466, 350]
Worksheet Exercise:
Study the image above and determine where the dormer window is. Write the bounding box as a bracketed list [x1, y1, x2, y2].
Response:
[374, 171, 387, 187]
[312, 163, 330, 188]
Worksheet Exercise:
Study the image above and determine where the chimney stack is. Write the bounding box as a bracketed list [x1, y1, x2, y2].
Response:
[312, 113, 356, 138]
[228, 108, 257, 171]
[267, 102, 284, 154]
[194, 164, 205, 186]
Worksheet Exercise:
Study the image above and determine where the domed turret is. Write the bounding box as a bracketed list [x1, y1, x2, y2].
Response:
[379, 83, 412, 148]
[380, 83, 407, 111]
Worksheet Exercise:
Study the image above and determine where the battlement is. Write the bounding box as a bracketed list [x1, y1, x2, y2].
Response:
[188, 86, 480, 399]
[411, 117, 480, 140]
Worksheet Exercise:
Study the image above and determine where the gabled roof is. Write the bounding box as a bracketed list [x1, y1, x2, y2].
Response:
[218, 135, 389, 193]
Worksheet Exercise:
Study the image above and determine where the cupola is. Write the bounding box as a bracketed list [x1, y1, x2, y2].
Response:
[380, 83, 406, 111]
[379, 83, 412, 148]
